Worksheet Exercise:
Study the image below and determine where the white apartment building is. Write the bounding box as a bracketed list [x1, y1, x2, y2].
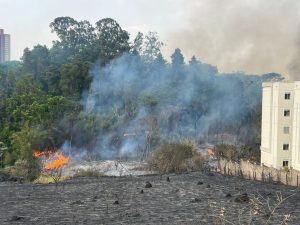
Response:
[0, 29, 10, 63]
[261, 81, 300, 171]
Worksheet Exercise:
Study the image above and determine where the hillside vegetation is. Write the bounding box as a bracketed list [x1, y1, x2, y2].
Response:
[0, 17, 282, 172]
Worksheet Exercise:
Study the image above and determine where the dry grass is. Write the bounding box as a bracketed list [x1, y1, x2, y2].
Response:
[148, 140, 206, 174]
[33, 174, 69, 184]
[6, 159, 40, 181]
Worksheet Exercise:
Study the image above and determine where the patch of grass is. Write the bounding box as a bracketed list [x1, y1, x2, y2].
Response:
[33, 174, 69, 184]
[73, 169, 104, 178]
[6, 159, 40, 181]
[148, 140, 206, 174]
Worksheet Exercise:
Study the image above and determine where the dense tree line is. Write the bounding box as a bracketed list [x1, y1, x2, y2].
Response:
[0, 17, 282, 167]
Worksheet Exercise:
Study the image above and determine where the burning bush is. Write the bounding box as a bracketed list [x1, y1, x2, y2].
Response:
[33, 150, 70, 184]
[148, 141, 206, 174]
[214, 144, 238, 160]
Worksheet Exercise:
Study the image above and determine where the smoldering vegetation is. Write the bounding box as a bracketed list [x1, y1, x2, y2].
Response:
[75, 52, 282, 160]
[0, 16, 284, 170]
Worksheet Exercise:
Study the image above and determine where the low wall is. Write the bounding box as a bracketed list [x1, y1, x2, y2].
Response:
[218, 159, 300, 187]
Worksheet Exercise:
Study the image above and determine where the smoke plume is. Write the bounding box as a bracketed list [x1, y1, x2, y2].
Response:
[163, 0, 300, 79]
[73, 53, 267, 159]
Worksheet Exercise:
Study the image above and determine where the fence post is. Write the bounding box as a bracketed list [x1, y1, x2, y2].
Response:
[297, 174, 299, 187]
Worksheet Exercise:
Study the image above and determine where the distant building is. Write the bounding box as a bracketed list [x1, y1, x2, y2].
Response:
[261, 81, 300, 171]
[0, 29, 10, 63]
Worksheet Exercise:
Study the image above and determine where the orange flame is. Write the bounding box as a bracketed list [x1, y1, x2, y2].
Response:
[33, 150, 54, 158]
[207, 149, 215, 155]
[44, 153, 69, 170]
[33, 151, 45, 158]
[34, 150, 69, 170]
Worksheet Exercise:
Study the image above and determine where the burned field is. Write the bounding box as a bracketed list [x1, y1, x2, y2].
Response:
[1, 172, 300, 225]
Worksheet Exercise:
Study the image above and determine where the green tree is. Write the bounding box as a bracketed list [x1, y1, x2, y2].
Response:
[143, 32, 163, 63]
[95, 18, 130, 64]
[10, 123, 41, 180]
[22, 45, 50, 86]
[131, 32, 144, 55]
[59, 58, 91, 100]
[50, 17, 96, 57]
[43, 65, 61, 95]
[5, 75, 47, 129]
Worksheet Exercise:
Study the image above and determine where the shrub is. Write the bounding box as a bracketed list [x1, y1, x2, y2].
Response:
[215, 144, 237, 160]
[8, 159, 40, 181]
[148, 141, 206, 174]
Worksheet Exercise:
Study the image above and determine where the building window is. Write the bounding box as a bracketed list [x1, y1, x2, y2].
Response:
[284, 110, 290, 117]
[283, 160, 289, 167]
[283, 144, 289, 150]
[283, 126, 290, 134]
[285, 93, 291, 100]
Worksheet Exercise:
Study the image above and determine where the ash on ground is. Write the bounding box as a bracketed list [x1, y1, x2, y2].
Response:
[1, 171, 299, 225]
[64, 160, 158, 177]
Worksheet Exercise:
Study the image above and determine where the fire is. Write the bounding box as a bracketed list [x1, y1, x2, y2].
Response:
[33, 150, 54, 158]
[207, 149, 215, 155]
[44, 153, 69, 170]
[33, 150, 69, 170]
[33, 151, 44, 158]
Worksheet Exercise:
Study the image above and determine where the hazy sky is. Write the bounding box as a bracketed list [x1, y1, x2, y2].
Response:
[1, 0, 300, 78]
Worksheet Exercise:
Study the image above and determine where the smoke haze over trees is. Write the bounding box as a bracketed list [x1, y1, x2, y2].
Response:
[0, 17, 283, 167]
[165, 0, 300, 79]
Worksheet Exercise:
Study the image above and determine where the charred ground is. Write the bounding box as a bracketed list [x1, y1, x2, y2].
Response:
[1, 172, 299, 225]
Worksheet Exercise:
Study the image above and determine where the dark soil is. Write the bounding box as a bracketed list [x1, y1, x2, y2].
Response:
[0, 171, 299, 224]
[0, 171, 10, 182]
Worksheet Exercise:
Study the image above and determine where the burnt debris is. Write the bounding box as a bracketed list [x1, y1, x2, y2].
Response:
[145, 181, 152, 188]
[234, 193, 250, 203]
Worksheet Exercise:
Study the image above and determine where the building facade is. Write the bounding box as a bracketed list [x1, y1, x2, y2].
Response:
[0, 29, 10, 63]
[261, 81, 300, 171]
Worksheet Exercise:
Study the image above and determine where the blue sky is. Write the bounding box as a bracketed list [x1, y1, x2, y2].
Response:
[1, 0, 300, 77]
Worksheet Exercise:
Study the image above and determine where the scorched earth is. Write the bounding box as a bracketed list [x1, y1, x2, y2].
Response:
[0, 171, 300, 225]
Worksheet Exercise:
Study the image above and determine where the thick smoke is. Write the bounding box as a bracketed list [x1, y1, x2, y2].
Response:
[164, 0, 300, 78]
[75, 53, 266, 159]
[288, 30, 300, 80]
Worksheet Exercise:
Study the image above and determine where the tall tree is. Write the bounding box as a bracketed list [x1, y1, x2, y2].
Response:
[143, 32, 163, 63]
[21, 45, 50, 85]
[5, 75, 47, 129]
[50, 17, 96, 58]
[131, 32, 144, 55]
[171, 48, 184, 66]
[59, 58, 91, 100]
[95, 18, 130, 64]
[43, 65, 61, 95]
